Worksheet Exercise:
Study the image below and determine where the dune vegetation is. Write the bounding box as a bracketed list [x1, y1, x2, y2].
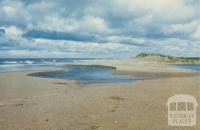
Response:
[135, 52, 200, 64]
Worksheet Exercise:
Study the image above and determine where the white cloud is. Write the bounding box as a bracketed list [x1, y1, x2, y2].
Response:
[79, 15, 109, 34]
[0, 0, 200, 57]
[35, 15, 78, 32]
[112, 0, 197, 22]
[5, 26, 23, 36]
[0, 1, 31, 26]
[1, 6, 16, 17]
[162, 22, 196, 35]
[191, 22, 200, 40]
[34, 15, 110, 35]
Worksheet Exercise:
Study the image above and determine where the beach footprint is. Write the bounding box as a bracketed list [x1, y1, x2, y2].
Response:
[109, 96, 125, 101]
[88, 125, 100, 130]
[109, 96, 125, 113]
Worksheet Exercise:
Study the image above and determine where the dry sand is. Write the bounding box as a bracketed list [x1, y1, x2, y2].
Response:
[0, 60, 200, 130]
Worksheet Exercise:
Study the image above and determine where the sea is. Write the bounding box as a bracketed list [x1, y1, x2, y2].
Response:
[173, 64, 200, 72]
[173, 64, 200, 78]
[0, 58, 107, 72]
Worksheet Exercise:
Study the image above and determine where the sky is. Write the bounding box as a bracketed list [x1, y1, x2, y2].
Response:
[0, 0, 200, 58]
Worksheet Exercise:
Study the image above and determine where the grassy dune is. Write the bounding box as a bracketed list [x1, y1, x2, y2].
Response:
[135, 52, 200, 64]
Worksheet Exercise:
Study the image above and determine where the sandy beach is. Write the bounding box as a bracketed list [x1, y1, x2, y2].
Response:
[0, 59, 200, 130]
[1, 0, 200, 129]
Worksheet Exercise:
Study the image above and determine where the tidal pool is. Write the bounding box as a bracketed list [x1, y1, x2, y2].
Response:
[31, 65, 146, 83]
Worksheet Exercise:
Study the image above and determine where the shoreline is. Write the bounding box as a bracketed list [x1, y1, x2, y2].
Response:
[0, 62, 199, 84]
[25, 61, 200, 79]
[113, 69, 200, 78]
[65, 64, 117, 69]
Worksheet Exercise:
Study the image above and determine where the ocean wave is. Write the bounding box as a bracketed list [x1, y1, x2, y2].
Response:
[1, 60, 36, 66]
[2, 61, 18, 64]
[0, 64, 24, 67]
[25, 60, 34, 64]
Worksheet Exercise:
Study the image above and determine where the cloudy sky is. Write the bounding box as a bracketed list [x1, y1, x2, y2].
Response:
[0, 0, 200, 58]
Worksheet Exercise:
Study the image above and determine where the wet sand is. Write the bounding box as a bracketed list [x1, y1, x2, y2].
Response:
[0, 62, 200, 130]
[113, 70, 200, 78]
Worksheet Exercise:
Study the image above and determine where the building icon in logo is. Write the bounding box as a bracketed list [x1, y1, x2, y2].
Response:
[166, 94, 198, 126]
